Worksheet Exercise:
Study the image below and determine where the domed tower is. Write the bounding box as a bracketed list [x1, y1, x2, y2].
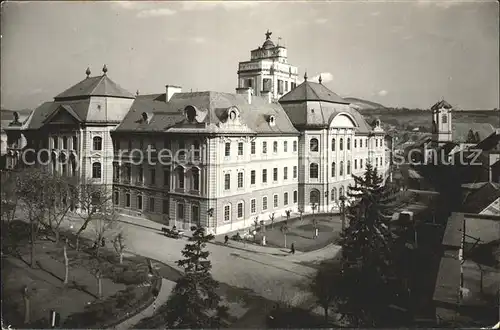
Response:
[431, 99, 453, 145]
[237, 30, 299, 102]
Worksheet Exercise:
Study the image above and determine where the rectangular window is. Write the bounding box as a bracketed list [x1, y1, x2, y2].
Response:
[278, 80, 284, 94]
[177, 203, 184, 219]
[192, 205, 200, 224]
[225, 142, 230, 157]
[293, 166, 297, 179]
[262, 169, 267, 183]
[291, 82, 296, 89]
[150, 168, 156, 185]
[293, 140, 297, 152]
[162, 199, 169, 214]
[284, 167, 288, 180]
[262, 197, 268, 210]
[354, 159, 357, 169]
[114, 191, 119, 205]
[224, 173, 231, 190]
[137, 195, 143, 210]
[262, 141, 267, 154]
[284, 192, 289, 205]
[238, 172, 244, 188]
[273, 168, 278, 182]
[237, 202, 243, 218]
[274, 195, 278, 208]
[149, 197, 155, 212]
[293, 190, 298, 204]
[238, 142, 243, 156]
[126, 193, 131, 207]
[138, 167, 143, 183]
[284, 141, 288, 152]
[273, 141, 278, 153]
[360, 159, 363, 168]
[251, 141, 256, 154]
[250, 199, 256, 214]
[285, 81, 289, 92]
[63, 137, 68, 149]
[355, 139, 357, 148]
[250, 170, 256, 185]
[224, 205, 230, 222]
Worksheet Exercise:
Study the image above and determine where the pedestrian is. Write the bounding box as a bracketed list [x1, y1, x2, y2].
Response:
[224, 235, 229, 245]
[290, 243, 295, 254]
[315, 228, 319, 239]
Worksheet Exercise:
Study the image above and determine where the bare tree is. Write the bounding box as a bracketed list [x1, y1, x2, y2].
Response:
[280, 222, 289, 248]
[16, 169, 52, 268]
[1, 171, 19, 227]
[91, 206, 118, 258]
[94, 268, 103, 299]
[269, 212, 275, 229]
[23, 286, 30, 324]
[75, 184, 114, 251]
[113, 231, 126, 264]
[63, 238, 69, 285]
[43, 174, 75, 244]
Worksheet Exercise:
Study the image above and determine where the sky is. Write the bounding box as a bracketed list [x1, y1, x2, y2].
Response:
[1, 0, 499, 110]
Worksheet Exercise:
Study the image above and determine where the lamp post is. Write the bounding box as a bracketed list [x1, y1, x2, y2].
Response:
[339, 195, 347, 231]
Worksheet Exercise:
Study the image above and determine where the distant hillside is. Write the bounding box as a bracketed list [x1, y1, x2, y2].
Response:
[343, 97, 387, 110]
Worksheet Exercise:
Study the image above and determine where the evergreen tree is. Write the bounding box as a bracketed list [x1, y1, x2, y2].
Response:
[162, 226, 228, 328]
[334, 162, 403, 326]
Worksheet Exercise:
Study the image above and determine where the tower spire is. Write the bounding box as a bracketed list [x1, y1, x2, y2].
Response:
[318, 75, 322, 84]
[304, 71, 308, 81]
[102, 64, 108, 75]
[85, 67, 91, 78]
[265, 29, 272, 40]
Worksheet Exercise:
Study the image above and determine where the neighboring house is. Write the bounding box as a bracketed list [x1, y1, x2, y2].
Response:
[462, 182, 500, 216]
[433, 213, 500, 327]
[4, 31, 389, 234]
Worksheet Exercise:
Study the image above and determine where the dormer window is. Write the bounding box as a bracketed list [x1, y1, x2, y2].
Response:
[141, 112, 148, 122]
[229, 110, 237, 121]
[268, 115, 276, 127]
[185, 106, 197, 123]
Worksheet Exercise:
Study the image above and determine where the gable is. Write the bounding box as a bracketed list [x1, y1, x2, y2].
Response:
[43, 105, 82, 126]
[330, 113, 356, 128]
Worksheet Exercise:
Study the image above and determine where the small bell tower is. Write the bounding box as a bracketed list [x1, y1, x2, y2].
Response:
[431, 99, 453, 145]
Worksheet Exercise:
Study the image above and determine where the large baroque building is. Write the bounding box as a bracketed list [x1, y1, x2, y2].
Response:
[5, 32, 388, 234]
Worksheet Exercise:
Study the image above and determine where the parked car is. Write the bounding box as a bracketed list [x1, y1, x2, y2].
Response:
[161, 226, 183, 239]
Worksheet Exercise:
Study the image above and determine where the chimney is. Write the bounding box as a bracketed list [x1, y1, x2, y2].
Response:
[236, 87, 253, 104]
[261, 90, 272, 104]
[165, 85, 182, 102]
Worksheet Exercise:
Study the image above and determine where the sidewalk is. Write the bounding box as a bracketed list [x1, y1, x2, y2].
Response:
[113, 278, 176, 330]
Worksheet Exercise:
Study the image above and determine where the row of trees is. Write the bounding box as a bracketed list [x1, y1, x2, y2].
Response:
[311, 163, 412, 327]
[1, 168, 126, 269]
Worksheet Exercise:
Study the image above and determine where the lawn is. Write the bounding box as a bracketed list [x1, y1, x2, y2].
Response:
[1, 219, 158, 329]
[232, 214, 343, 252]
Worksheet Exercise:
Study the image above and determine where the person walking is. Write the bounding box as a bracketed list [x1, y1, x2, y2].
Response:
[224, 235, 229, 245]
[290, 243, 295, 254]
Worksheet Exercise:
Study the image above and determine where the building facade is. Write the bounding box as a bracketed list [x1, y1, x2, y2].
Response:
[5, 32, 389, 234]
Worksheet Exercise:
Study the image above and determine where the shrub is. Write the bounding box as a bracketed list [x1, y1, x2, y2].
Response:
[107, 263, 149, 285]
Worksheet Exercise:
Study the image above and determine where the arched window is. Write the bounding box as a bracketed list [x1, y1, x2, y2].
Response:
[347, 160, 351, 175]
[331, 138, 336, 151]
[191, 167, 200, 191]
[60, 153, 67, 176]
[51, 152, 57, 172]
[92, 162, 101, 179]
[331, 162, 336, 177]
[340, 161, 344, 176]
[340, 138, 343, 151]
[62, 137, 68, 149]
[310, 138, 319, 152]
[72, 136, 78, 150]
[309, 163, 319, 179]
[176, 167, 185, 189]
[442, 114, 448, 124]
[310, 190, 320, 204]
[354, 139, 357, 148]
[331, 188, 337, 201]
[93, 137, 102, 151]
[347, 138, 351, 150]
[339, 186, 344, 197]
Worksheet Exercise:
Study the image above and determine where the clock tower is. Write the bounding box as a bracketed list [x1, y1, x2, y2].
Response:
[237, 30, 299, 102]
[431, 99, 453, 146]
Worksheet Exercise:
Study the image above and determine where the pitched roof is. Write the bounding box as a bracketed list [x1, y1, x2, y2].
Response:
[431, 99, 453, 111]
[463, 182, 500, 214]
[114, 91, 299, 135]
[54, 75, 135, 100]
[279, 80, 349, 104]
[452, 122, 496, 143]
[23, 100, 91, 130]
